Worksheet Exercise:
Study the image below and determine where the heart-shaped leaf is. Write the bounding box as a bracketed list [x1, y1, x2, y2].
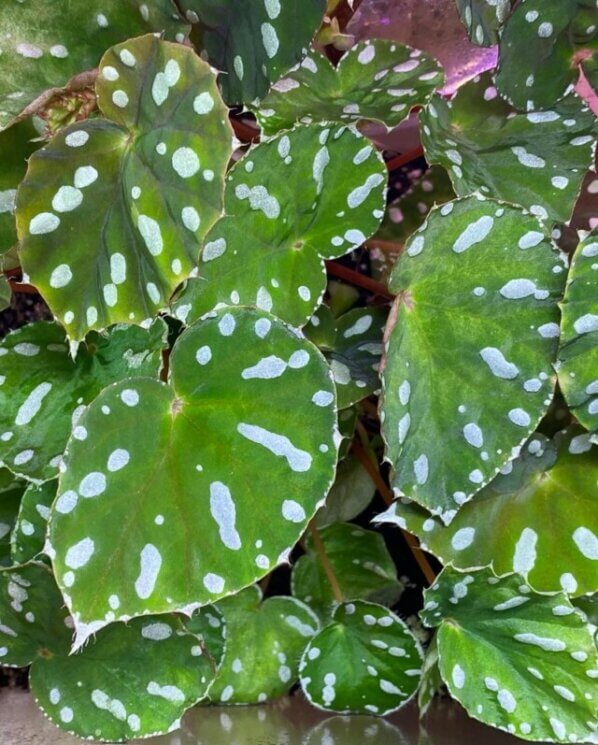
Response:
[0, 319, 168, 482]
[455, 0, 513, 46]
[0, 0, 188, 130]
[422, 566, 598, 743]
[420, 76, 597, 224]
[314, 454, 375, 527]
[207, 585, 319, 704]
[495, 0, 588, 111]
[292, 524, 402, 619]
[48, 307, 338, 647]
[0, 561, 214, 740]
[558, 231, 598, 440]
[299, 600, 423, 715]
[178, 0, 326, 104]
[375, 431, 598, 595]
[255, 40, 443, 136]
[16, 34, 233, 341]
[381, 196, 566, 523]
[0, 469, 25, 566]
[172, 124, 387, 328]
[11, 480, 56, 564]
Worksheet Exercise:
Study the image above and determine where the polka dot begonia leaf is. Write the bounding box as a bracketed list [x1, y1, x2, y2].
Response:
[422, 566, 598, 743]
[313, 454, 376, 528]
[494, 0, 593, 111]
[0, 318, 168, 483]
[48, 307, 338, 648]
[380, 196, 566, 524]
[0, 561, 214, 741]
[255, 40, 443, 136]
[0, 0, 188, 131]
[179, 0, 326, 105]
[558, 231, 598, 440]
[292, 524, 403, 621]
[207, 585, 320, 704]
[374, 430, 598, 596]
[455, 0, 513, 47]
[420, 75, 597, 224]
[417, 635, 442, 717]
[16, 34, 233, 341]
[306, 306, 387, 409]
[0, 469, 25, 566]
[299, 600, 423, 715]
[11, 480, 56, 565]
[172, 124, 387, 328]
[184, 605, 227, 672]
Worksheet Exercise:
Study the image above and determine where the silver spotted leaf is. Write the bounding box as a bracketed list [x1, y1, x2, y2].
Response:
[420, 75, 597, 224]
[417, 636, 443, 718]
[0, 0, 188, 130]
[179, 0, 326, 104]
[421, 566, 598, 743]
[0, 118, 39, 256]
[0, 319, 168, 482]
[455, 0, 513, 46]
[314, 454, 375, 528]
[558, 231, 598, 440]
[172, 124, 387, 328]
[299, 600, 423, 715]
[381, 196, 566, 524]
[48, 307, 337, 647]
[208, 585, 319, 704]
[256, 41, 443, 136]
[0, 469, 25, 566]
[495, 0, 588, 111]
[0, 562, 213, 740]
[375, 431, 598, 596]
[292, 524, 403, 620]
[184, 605, 227, 672]
[11, 480, 56, 564]
[16, 34, 233, 341]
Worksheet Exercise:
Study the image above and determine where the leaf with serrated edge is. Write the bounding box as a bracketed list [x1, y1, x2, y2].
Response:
[381, 195, 566, 524]
[255, 41, 443, 136]
[0, 562, 212, 740]
[456, 0, 513, 46]
[299, 600, 423, 715]
[48, 307, 338, 648]
[422, 566, 598, 743]
[292, 524, 402, 619]
[375, 431, 598, 595]
[0, 319, 168, 482]
[558, 231, 598, 440]
[0, 0, 189, 131]
[17, 34, 233, 341]
[172, 124, 387, 328]
[208, 585, 319, 704]
[179, 0, 325, 104]
[495, 0, 581, 111]
[420, 76, 597, 224]
[11, 480, 56, 564]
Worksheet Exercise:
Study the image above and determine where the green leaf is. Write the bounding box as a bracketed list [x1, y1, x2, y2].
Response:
[420, 76, 597, 224]
[11, 480, 56, 564]
[48, 307, 338, 647]
[0, 0, 188, 130]
[172, 124, 387, 328]
[381, 196, 566, 523]
[417, 636, 443, 718]
[558, 231, 598, 440]
[375, 431, 598, 595]
[337, 405, 358, 461]
[455, 0, 513, 46]
[0, 319, 168, 482]
[495, 0, 585, 111]
[0, 118, 40, 256]
[184, 605, 226, 671]
[0, 274, 10, 312]
[255, 41, 443, 136]
[179, 0, 326, 104]
[304, 304, 337, 350]
[16, 34, 233, 341]
[0, 469, 25, 566]
[0, 561, 213, 740]
[208, 585, 319, 704]
[421, 566, 598, 743]
[292, 524, 402, 619]
[314, 454, 375, 527]
[299, 600, 423, 715]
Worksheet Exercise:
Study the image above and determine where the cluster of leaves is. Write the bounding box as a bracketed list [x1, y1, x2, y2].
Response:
[0, 0, 596, 742]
